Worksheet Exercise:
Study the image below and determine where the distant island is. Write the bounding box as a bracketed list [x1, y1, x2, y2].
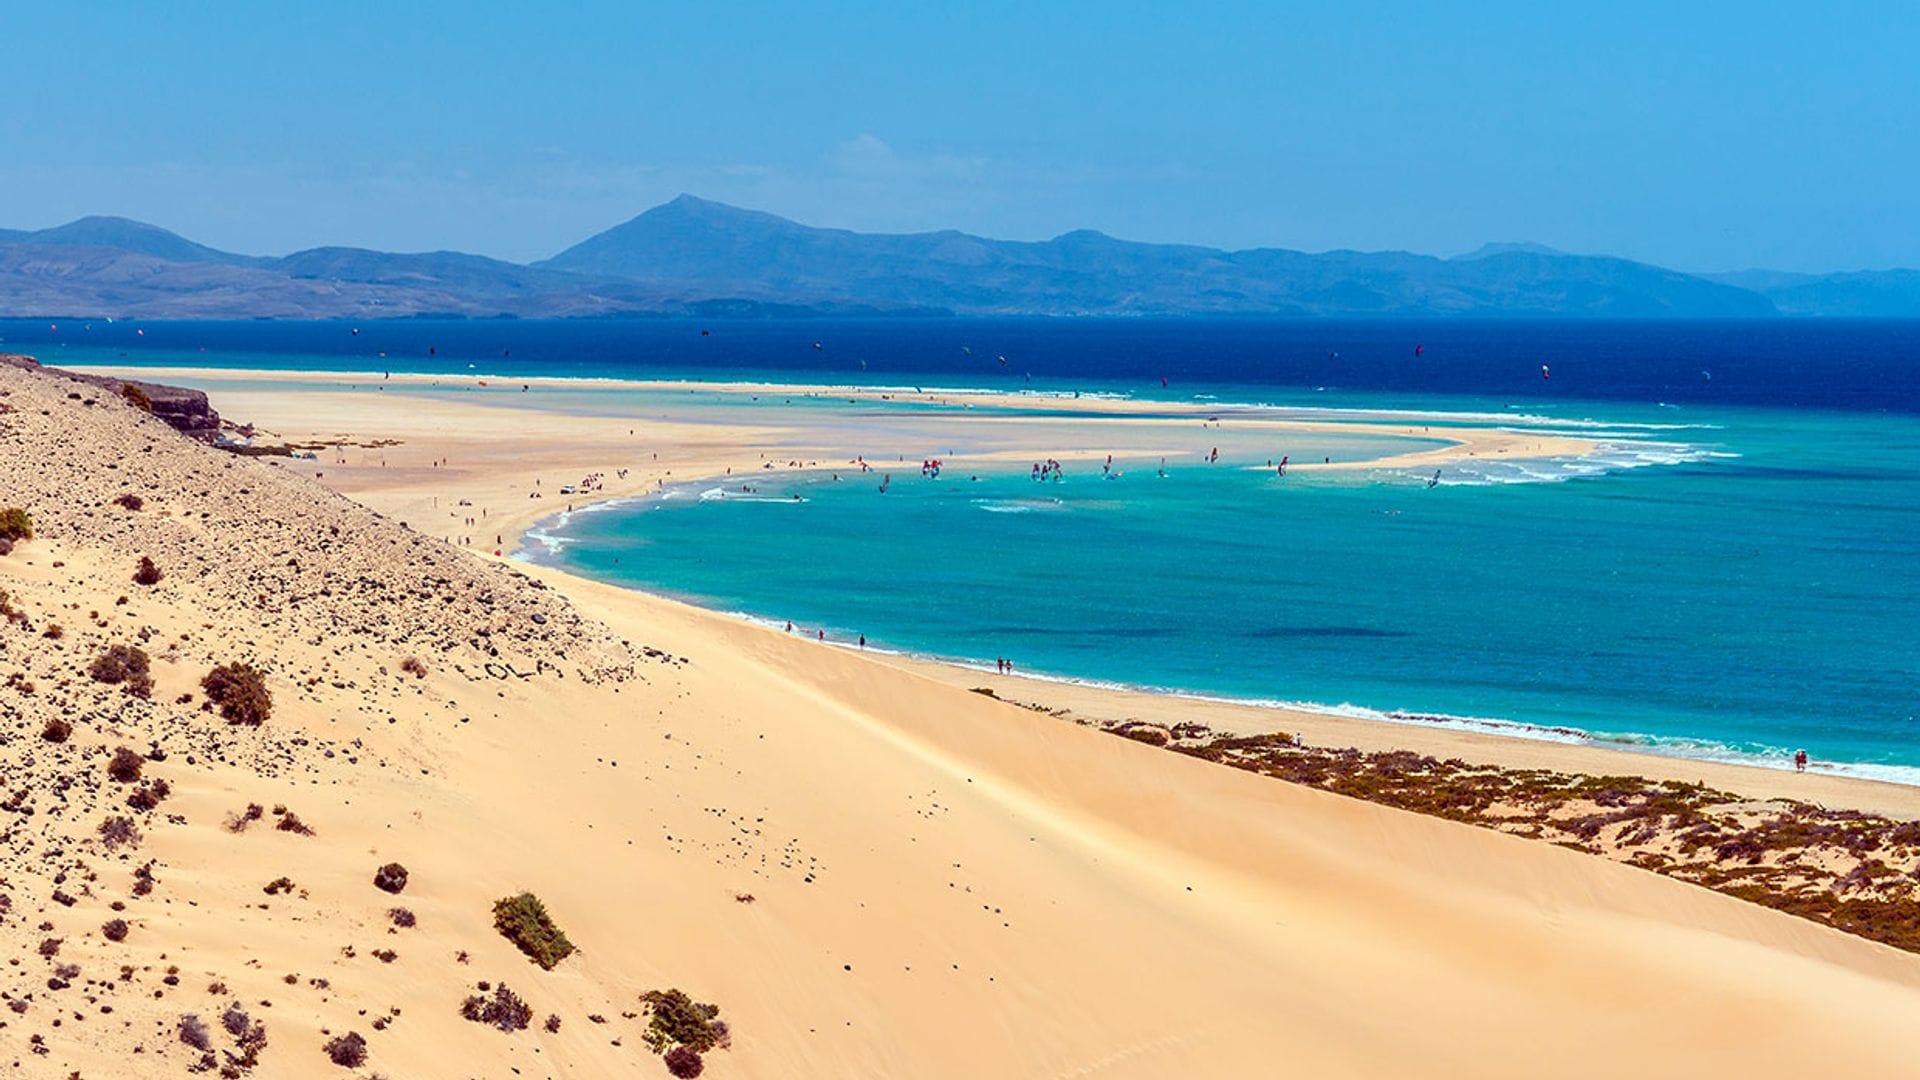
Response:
[2, 194, 1916, 319]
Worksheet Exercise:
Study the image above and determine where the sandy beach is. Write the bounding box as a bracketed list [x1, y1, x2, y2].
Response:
[6, 358, 1920, 1078]
[71, 365, 1911, 809]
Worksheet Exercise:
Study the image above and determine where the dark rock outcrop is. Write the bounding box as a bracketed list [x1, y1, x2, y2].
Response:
[0, 354, 221, 441]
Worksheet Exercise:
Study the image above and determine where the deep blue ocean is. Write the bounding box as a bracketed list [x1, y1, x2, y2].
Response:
[18, 317, 1920, 780]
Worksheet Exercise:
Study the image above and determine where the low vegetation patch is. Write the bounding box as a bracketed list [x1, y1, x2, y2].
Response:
[133, 555, 163, 585]
[1101, 721, 1920, 956]
[372, 862, 409, 894]
[114, 492, 144, 511]
[107, 746, 146, 783]
[460, 982, 533, 1032]
[639, 988, 729, 1055]
[90, 644, 154, 698]
[225, 802, 266, 832]
[493, 892, 574, 969]
[0, 506, 31, 541]
[202, 662, 272, 725]
[98, 815, 142, 850]
[322, 1031, 367, 1067]
[127, 777, 172, 811]
[275, 810, 315, 836]
[665, 1045, 705, 1078]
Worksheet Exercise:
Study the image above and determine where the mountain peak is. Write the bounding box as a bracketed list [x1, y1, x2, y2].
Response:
[24, 216, 255, 265]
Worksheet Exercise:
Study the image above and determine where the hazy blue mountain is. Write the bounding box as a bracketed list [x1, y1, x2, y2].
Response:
[0, 219, 911, 319]
[1455, 241, 1570, 259]
[17, 215, 263, 266]
[6, 197, 1917, 318]
[539, 195, 1775, 317]
[274, 246, 573, 292]
[1709, 268, 1920, 317]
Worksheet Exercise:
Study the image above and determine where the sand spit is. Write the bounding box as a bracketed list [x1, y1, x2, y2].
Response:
[5, 360, 1920, 1078]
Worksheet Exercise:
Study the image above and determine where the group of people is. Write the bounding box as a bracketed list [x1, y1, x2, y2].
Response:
[1031, 459, 1065, 481]
[920, 458, 944, 478]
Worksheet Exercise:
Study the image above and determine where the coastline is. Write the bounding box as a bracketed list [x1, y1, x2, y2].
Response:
[11, 355, 1920, 1077]
[71, 361, 1920, 812]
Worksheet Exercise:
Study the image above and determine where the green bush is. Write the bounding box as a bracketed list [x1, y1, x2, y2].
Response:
[202, 662, 272, 725]
[639, 988, 727, 1054]
[493, 892, 574, 970]
[0, 507, 31, 541]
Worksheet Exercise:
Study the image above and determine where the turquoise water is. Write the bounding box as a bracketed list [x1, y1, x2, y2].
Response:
[41, 319, 1920, 779]
[532, 395, 1920, 781]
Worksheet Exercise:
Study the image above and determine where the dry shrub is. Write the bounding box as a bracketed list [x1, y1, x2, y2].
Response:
[399, 655, 427, 678]
[102, 918, 130, 942]
[202, 662, 272, 725]
[133, 556, 163, 585]
[1114, 724, 1171, 747]
[178, 1014, 213, 1051]
[664, 1046, 705, 1078]
[98, 815, 142, 849]
[40, 717, 72, 743]
[107, 746, 146, 783]
[225, 803, 266, 833]
[115, 492, 144, 511]
[460, 983, 533, 1032]
[90, 644, 154, 698]
[373, 862, 409, 894]
[275, 811, 314, 836]
[127, 777, 172, 811]
[120, 383, 153, 412]
[323, 1031, 367, 1067]
[388, 907, 416, 928]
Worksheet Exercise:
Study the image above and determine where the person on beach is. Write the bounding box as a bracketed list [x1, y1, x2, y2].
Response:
[1795, 749, 1809, 772]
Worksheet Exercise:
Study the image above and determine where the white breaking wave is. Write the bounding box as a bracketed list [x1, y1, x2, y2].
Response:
[697, 486, 808, 504]
[972, 497, 1067, 514]
[1387, 438, 1730, 487]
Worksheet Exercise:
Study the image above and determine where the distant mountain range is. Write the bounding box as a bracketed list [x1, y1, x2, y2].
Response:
[1, 195, 1915, 319]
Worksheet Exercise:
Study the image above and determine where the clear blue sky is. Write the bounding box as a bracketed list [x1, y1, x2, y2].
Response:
[3, 2, 1913, 271]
